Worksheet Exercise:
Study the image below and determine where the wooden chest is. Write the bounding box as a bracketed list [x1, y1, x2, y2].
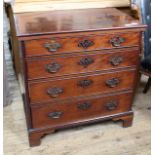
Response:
[12, 8, 146, 146]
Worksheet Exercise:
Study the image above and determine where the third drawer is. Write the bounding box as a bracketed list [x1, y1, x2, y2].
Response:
[28, 69, 137, 104]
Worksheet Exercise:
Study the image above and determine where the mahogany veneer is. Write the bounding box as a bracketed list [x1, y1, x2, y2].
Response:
[24, 32, 140, 57]
[13, 8, 146, 146]
[31, 91, 133, 128]
[27, 49, 140, 80]
[29, 69, 136, 104]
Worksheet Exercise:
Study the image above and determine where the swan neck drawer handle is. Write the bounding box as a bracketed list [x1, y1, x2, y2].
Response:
[46, 62, 61, 73]
[44, 39, 61, 52]
[78, 57, 94, 68]
[78, 39, 94, 49]
[77, 79, 93, 88]
[47, 87, 64, 98]
[78, 102, 92, 110]
[105, 78, 120, 88]
[48, 111, 63, 119]
[110, 56, 123, 66]
[110, 36, 125, 47]
[105, 101, 118, 110]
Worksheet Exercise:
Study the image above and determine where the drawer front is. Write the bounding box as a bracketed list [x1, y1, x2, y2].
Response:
[31, 92, 133, 128]
[24, 32, 140, 57]
[29, 70, 137, 103]
[27, 50, 140, 80]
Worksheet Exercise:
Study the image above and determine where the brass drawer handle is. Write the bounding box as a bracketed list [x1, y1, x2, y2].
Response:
[78, 57, 94, 68]
[77, 79, 93, 88]
[105, 101, 118, 110]
[78, 39, 94, 49]
[105, 78, 120, 88]
[48, 111, 63, 119]
[110, 36, 125, 47]
[109, 56, 123, 66]
[44, 39, 61, 52]
[46, 62, 61, 73]
[47, 87, 64, 98]
[78, 102, 92, 110]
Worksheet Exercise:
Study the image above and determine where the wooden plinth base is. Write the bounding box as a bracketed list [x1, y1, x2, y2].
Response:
[29, 129, 55, 147]
[112, 114, 133, 127]
[28, 113, 133, 147]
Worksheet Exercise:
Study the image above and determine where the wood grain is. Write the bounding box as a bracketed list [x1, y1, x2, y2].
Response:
[28, 69, 137, 104]
[31, 92, 133, 128]
[24, 32, 140, 57]
[14, 8, 145, 37]
[26, 50, 140, 80]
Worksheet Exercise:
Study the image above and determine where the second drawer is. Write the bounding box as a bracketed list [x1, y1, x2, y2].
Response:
[26, 50, 140, 80]
[28, 69, 137, 104]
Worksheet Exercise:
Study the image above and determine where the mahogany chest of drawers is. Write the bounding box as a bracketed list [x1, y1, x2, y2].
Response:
[13, 8, 146, 146]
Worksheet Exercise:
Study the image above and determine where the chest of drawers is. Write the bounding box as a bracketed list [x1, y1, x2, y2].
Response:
[13, 8, 146, 146]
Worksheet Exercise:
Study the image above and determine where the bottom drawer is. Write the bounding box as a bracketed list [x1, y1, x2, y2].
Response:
[31, 92, 133, 128]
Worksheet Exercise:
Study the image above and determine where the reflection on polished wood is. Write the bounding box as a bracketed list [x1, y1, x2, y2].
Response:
[14, 8, 145, 37]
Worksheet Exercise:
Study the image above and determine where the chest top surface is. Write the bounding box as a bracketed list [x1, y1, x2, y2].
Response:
[14, 8, 145, 37]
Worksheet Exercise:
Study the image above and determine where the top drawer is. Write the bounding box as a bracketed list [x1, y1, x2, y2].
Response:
[24, 32, 140, 57]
